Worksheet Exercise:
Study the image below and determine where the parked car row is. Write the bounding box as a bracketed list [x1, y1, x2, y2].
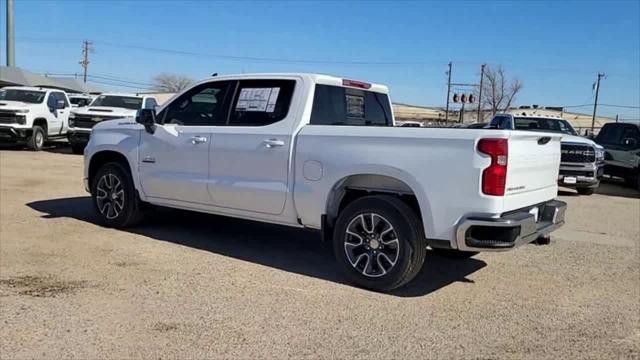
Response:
[487, 114, 606, 195]
[462, 116, 640, 191]
[0, 86, 157, 153]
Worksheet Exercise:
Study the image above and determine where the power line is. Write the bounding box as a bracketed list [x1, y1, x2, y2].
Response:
[14, 35, 640, 78]
[600, 103, 640, 109]
[39, 72, 155, 87]
[86, 79, 152, 90]
[13, 36, 479, 67]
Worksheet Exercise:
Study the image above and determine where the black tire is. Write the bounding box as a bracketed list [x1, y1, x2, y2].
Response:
[430, 248, 478, 259]
[27, 125, 45, 151]
[71, 143, 85, 155]
[576, 187, 595, 195]
[91, 162, 143, 228]
[333, 195, 427, 292]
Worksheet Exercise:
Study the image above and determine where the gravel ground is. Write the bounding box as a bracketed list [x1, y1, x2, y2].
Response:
[1, 145, 639, 359]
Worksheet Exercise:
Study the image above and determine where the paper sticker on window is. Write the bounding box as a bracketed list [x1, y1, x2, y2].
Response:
[346, 94, 365, 118]
[236, 87, 280, 112]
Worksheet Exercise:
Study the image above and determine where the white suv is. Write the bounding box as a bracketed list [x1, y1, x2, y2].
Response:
[0, 86, 71, 151]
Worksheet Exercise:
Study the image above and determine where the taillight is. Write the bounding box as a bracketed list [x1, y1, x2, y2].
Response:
[342, 79, 372, 89]
[478, 138, 508, 196]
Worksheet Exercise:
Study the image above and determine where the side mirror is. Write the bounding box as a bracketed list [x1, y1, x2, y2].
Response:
[46, 96, 57, 110]
[622, 137, 638, 148]
[136, 108, 156, 134]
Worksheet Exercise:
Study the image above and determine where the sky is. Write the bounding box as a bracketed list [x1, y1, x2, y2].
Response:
[1, 0, 639, 119]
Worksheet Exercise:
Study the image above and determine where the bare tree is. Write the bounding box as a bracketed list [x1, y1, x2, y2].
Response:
[478, 65, 523, 117]
[151, 73, 194, 92]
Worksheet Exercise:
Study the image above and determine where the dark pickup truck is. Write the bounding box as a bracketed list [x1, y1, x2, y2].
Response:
[595, 122, 640, 190]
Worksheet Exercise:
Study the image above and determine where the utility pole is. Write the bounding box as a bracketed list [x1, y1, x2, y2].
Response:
[445, 62, 452, 122]
[615, 114, 619, 123]
[459, 102, 465, 123]
[6, 0, 15, 67]
[591, 72, 605, 133]
[477, 64, 485, 122]
[79, 40, 94, 83]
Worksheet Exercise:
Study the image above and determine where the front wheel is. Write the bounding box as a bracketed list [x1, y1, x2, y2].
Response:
[27, 126, 45, 151]
[333, 195, 427, 291]
[91, 162, 143, 228]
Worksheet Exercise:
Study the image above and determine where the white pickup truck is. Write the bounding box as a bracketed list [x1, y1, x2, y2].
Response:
[83, 73, 567, 291]
[0, 86, 72, 150]
[68, 93, 158, 154]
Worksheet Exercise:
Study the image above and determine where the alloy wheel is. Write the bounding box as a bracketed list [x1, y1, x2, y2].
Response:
[344, 213, 400, 277]
[96, 174, 125, 219]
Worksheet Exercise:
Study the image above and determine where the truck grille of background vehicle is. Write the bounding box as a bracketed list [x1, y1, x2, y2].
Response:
[560, 170, 595, 177]
[560, 144, 596, 163]
[73, 115, 122, 129]
[0, 111, 25, 125]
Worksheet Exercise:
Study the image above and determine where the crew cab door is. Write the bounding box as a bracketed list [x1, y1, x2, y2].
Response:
[208, 79, 299, 215]
[138, 81, 233, 204]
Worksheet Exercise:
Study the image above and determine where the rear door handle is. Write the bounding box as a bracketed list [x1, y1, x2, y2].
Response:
[190, 136, 208, 144]
[263, 139, 285, 148]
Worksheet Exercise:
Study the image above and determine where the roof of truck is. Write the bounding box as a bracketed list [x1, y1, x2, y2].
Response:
[497, 113, 567, 121]
[1, 86, 57, 92]
[200, 73, 390, 94]
[96, 92, 146, 98]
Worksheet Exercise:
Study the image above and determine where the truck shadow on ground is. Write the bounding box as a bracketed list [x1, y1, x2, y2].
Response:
[27, 196, 487, 298]
[0, 142, 75, 155]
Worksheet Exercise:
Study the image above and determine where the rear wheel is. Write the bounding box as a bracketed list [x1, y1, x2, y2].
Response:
[577, 187, 595, 195]
[333, 195, 427, 291]
[27, 126, 45, 151]
[91, 162, 143, 228]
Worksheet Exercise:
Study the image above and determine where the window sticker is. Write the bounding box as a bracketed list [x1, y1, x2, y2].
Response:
[236, 87, 280, 112]
[346, 94, 365, 118]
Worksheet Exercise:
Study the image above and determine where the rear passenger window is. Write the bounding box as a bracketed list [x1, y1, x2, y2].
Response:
[310, 85, 392, 126]
[228, 80, 295, 126]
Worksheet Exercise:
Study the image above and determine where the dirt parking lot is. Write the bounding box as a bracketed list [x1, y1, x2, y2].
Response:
[1, 146, 639, 359]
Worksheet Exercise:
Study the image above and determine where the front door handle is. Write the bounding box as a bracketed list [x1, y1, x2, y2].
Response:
[190, 136, 208, 144]
[263, 138, 285, 148]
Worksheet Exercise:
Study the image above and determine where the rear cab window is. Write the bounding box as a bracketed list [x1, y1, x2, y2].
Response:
[310, 84, 393, 126]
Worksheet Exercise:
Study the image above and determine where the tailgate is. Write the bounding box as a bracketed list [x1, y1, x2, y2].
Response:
[503, 131, 562, 211]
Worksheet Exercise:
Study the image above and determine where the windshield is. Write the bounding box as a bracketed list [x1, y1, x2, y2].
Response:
[90, 95, 143, 110]
[0, 89, 46, 104]
[514, 117, 578, 135]
[70, 97, 91, 106]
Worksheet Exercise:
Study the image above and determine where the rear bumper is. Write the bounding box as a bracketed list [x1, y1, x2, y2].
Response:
[455, 199, 567, 252]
